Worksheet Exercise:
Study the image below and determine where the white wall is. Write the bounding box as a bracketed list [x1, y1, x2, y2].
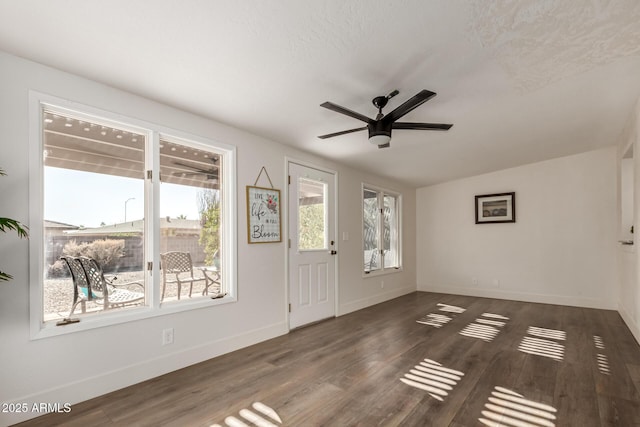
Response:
[0, 51, 416, 425]
[416, 147, 618, 309]
[617, 98, 640, 344]
[336, 168, 417, 315]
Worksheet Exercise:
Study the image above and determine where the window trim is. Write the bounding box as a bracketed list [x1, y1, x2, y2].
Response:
[28, 91, 237, 340]
[361, 183, 403, 278]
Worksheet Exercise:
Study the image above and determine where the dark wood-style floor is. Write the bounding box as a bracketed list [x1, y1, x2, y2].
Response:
[16, 292, 640, 426]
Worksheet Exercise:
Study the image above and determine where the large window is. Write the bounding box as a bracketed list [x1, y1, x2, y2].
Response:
[363, 185, 401, 274]
[31, 95, 236, 337]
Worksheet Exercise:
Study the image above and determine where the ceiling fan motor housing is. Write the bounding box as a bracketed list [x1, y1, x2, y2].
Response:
[368, 120, 392, 139]
[372, 96, 389, 110]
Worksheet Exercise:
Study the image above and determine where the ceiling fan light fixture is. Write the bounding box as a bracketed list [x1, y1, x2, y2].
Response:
[318, 89, 452, 147]
[369, 134, 391, 146]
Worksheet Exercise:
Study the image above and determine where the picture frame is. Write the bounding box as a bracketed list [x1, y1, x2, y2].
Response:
[475, 192, 515, 224]
[246, 185, 282, 243]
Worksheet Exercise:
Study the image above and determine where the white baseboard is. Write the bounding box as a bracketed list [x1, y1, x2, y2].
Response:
[418, 284, 617, 310]
[2, 321, 288, 426]
[338, 285, 416, 316]
[618, 303, 640, 346]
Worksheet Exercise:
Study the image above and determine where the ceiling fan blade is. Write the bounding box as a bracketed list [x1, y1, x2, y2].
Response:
[318, 126, 368, 139]
[384, 90, 437, 123]
[320, 102, 371, 124]
[393, 122, 453, 131]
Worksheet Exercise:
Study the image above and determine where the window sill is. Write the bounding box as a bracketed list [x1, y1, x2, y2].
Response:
[362, 267, 403, 279]
[31, 294, 236, 340]
[619, 241, 636, 254]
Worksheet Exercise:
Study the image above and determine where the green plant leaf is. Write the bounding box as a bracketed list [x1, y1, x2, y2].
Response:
[0, 218, 29, 238]
[1, 167, 28, 283]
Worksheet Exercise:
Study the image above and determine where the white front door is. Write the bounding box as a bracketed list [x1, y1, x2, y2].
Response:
[288, 162, 336, 329]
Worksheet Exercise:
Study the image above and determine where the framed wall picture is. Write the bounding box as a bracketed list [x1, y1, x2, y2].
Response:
[475, 192, 516, 224]
[246, 185, 282, 243]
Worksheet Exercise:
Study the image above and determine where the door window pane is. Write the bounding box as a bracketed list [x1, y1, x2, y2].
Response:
[43, 109, 146, 321]
[298, 178, 327, 250]
[159, 139, 223, 300]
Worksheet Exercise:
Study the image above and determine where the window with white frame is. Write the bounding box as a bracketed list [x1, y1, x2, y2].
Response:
[32, 96, 236, 334]
[363, 185, 401, 274]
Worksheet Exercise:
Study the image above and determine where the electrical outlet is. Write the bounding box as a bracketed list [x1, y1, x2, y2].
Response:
[472, 277, 478, 286]
[493, 279, 500, 288]
[381, 280, 384, 289]
[162, 328, 174, 345]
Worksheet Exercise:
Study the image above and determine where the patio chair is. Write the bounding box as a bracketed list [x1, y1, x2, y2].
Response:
[364, 249, 379, 273]
[160, 251, 206, 300]
[59, 256, 89, 320]
[59, 256, 144, 319]
[364, 249, 387, 273]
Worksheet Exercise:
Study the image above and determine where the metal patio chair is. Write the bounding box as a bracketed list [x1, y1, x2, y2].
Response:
[160, 251, 206, 300]
[59, 256, 144, 320]
[59, 256, 89, 319]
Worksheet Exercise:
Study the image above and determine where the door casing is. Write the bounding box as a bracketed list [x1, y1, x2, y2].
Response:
[285, 158, 339, 330]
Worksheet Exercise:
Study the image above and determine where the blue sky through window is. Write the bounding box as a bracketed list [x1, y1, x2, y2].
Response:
[45, 167, 201, 228]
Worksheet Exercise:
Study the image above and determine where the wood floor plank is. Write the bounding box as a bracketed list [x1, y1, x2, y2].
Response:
[448, 349, 527, 426]
[601, 310, 640, 365]
[555, 360, 600, 427]
[14, 292, 640, 427]
[597, 395, 640, 427]
[628, 364, 640, 396]
[586, 310, 640, 402]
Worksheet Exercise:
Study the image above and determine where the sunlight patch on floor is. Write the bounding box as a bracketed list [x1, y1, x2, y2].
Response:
[596, 353, 610, 375]
[437, 303, 466, 313]
[527, 326, 566, 341]
[518, 337, 565, 361]
[593, 335, 605, 350]
[210, 402, 282, 427]
[417, 313, 452, 327]
[482, 313, 510, 320]
[518, 327, 566, 361]
[400, 358, 465, 401]
[460, 313, 509, 342]
[592, 335, 610, 374]
[478, 386, 557, 427]
[417, 302, 466, 328]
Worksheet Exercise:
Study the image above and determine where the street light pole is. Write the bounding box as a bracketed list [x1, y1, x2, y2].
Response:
[124, 197, 135, 222]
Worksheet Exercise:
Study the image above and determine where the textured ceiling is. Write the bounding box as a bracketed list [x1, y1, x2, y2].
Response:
[1, 0, 639, 188]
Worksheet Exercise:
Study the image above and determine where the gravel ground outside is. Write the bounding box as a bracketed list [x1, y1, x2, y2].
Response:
[43, 270, 214, 321]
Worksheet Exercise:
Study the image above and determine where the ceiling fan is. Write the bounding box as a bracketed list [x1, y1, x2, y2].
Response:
[318, 89, 452, 148]
[172, 156, 219, 181]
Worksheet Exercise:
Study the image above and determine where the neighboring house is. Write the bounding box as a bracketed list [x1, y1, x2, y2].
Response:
[43, 220, 79, 237]
[46, 217, 207, 270]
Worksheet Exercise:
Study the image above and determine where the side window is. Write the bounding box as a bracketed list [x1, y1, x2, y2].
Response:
[383, 194, 400, 268]
[33, 97, 236, 335]
[43, 109, 147, 322]
[363, 185, 401, 274]
[159, 138, 224, 300]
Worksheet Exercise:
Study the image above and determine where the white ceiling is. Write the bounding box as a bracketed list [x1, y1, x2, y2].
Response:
[1, 0, 640, 188]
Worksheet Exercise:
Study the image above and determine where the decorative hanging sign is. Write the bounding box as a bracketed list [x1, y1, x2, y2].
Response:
[247, 167, 281, 243]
